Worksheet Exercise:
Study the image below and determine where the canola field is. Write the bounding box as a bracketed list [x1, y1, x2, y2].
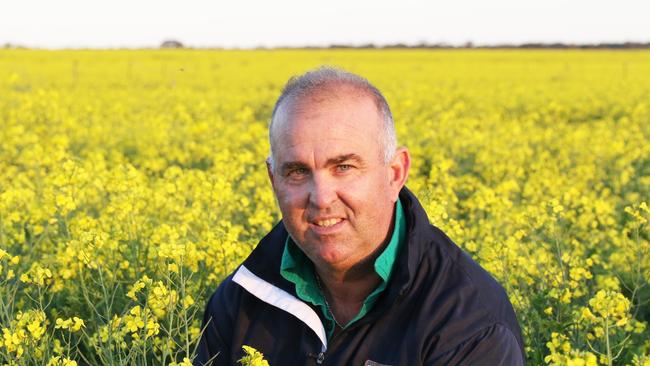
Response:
[1, 49, 649, 365]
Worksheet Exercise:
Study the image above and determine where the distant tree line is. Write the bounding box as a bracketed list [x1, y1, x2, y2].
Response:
[302, 41, 650, 50]
[168, 40, 650, 50]
[3, 40, 650, 50]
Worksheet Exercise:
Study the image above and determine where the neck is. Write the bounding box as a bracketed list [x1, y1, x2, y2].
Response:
[314, 252, 384, 325]
[316, 260, 381, 304]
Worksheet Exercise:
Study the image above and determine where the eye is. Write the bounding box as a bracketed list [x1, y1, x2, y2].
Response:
[336, 164, 353, 172]
[287, 167, 309, 178]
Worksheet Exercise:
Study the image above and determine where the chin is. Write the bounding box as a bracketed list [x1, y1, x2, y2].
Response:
[314, 244, 350, 266]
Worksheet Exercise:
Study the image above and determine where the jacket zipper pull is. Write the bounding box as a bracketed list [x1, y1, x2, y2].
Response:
[308, 352, 325, 364]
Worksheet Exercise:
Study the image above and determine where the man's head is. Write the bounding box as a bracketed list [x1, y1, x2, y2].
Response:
[267, 66, 410, 274]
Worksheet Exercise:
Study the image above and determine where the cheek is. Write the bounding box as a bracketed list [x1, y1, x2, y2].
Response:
[341, 175, 392, 216]
[275, 185, 308, 217]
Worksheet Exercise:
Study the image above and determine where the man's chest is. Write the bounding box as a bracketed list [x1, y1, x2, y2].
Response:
[230, 291, 430, 366]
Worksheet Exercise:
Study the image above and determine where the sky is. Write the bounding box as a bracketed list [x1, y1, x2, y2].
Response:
[1, 0, 649, 49]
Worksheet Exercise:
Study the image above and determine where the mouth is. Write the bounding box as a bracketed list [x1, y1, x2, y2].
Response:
[314, 218, 343, 227]
[308, 217, 346, 234]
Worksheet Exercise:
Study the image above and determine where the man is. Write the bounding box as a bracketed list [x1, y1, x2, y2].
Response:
[195, 67, 525, 365]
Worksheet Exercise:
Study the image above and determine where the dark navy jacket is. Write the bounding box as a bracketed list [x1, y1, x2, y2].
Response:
[195, 188, 525, 365]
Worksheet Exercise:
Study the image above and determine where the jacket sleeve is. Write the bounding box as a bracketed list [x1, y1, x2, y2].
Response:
[194, 275, 239, 366]
[426, 323, 525, 366]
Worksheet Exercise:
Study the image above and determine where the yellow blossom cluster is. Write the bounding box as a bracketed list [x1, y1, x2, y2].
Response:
[1, 49, 649, 364]
[1, 310, 48, 359]
[238, 345, 270, 366]
[169, 357, 193, 366]
[55, 317, 85, 332]
[123, 306, 160, 339]
[19, 264, 53, 287]
[45, 356, 78, 366]
[545, 332, 599, 366]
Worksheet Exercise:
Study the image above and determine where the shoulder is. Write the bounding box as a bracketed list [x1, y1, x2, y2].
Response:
[428, 224, 514, 315]
[200, 220, 294, 327]
[202, 272, 243, 327]
[195, 273, 244, 366]
[410, 224, 525, 360]
[426, 322, 525, 365]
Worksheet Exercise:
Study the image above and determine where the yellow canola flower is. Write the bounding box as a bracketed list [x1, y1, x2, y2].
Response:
[588, 290, 630, 321]
[580, 307, 596, 322]
[2, 328, 24, 354]
[122, 306, 160, 339]
[169, 357, 193, 366]
[125, 307, 146, 332]
[19, 264, 53, 286]
[625, 203, 649, 224]
[1, 309, 48, 359]
[55, 318, 72, 329]
[545, 332, 598, 366]
[238, 345, 270, 366]
[147, 281, 179, 318]
[127, 281, 146, 300]
[182, 295, 195, 309]
[55, 317, 85, 332]
[27, 318, 46, 339]
[46, 356, 78, 366]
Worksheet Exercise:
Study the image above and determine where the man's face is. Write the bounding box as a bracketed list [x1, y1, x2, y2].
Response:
[268, 89, 404, 273]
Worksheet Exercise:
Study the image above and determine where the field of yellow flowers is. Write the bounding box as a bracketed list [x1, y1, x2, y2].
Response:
[1, 49, 649, 365]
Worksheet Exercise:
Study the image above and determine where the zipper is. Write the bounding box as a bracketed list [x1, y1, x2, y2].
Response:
[310, 325, 347, 365]
[307, 352, 325, 364]
[309, 290, 410, 365]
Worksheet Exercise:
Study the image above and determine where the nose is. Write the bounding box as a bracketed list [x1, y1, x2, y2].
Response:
[308, 172, 338, 209]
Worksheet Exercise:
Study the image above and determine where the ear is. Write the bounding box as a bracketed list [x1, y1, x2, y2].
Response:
[388, 147, 411, 201]
[266, 157, 275, 188]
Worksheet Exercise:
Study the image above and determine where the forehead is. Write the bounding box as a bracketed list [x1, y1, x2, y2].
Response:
[273, 90, 383, 164]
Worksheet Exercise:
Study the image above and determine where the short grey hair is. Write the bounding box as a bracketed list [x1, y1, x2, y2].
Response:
[268, 66, 396, 171]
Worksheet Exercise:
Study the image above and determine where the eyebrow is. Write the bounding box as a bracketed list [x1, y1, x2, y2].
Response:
[325, 153, 364, 166]
[279, 153, 364, 174]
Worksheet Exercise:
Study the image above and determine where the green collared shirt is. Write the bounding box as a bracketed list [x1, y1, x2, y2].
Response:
[280, 198, 407, 340]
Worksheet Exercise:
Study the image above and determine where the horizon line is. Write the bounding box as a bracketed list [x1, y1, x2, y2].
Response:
[4, 39, 650, 51]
